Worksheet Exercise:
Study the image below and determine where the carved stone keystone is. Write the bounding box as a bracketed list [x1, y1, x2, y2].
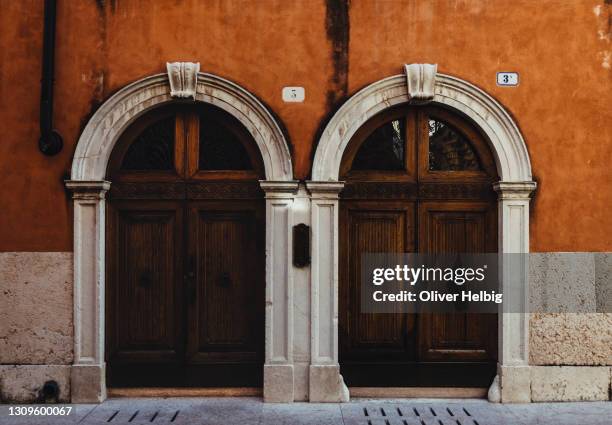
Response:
[404, 63, 437, 102]
[166, 61, 200, 99]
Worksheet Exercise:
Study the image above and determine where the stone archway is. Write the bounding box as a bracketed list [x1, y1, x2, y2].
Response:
[307, 65, 536, 402]
[66, 67, 297, 402]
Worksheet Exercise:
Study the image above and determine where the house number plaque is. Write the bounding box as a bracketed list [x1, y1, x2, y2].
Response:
[282, 86, 305, 102]
[496, 72, 519, 86]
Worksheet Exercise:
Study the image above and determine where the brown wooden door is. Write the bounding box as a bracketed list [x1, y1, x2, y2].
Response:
[184, 200, 264, 386]
[339, 201, 419, 385]
[340, 201, 415, 358]
[105, 104, 265, 387]
[417, 202, 497, 383]
[339, 106, 498, 387]
[106, 201, 185, 386]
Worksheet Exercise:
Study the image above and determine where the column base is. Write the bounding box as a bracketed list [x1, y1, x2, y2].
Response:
[264, 364, 294, 402]
[487, 374, 501, 402]
[71, 364, 106, 403]
[498, 364, 531, 403]
[309, 365, 349, 402]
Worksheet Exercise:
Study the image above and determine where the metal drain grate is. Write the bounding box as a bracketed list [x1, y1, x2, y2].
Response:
[361, 405, 481, 425]
[104, 409, 180, 423]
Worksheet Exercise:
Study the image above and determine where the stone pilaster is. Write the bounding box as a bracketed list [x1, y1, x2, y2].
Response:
[260, 181, 299, 402]
[65, 180, 110, 403]
[493, 181, 537, 403]
[306, 182, 349, 402]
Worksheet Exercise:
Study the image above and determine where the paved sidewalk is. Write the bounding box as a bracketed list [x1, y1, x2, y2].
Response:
[1, 397, 610, 425]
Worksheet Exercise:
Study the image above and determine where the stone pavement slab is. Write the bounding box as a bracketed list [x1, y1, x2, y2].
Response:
[76, 397, 263, 425]
[0, 397, 610, 425]
[342, 399, 512, 425]
[262, 402, 343, 425]
[500, 401, 612, 425]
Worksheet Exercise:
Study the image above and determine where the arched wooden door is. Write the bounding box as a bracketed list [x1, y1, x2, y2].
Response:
[105, 104, 265, 387]
[339, 105, 498, 387]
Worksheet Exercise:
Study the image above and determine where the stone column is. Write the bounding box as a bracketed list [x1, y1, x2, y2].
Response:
[260, 181, 299, 402]
[493, 181, 537, 403]
[65, 180, 111, 403]
[306, 182, 349, 402]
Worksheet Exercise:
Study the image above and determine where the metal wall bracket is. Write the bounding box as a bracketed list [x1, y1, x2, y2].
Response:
[293, 223, 311, 268]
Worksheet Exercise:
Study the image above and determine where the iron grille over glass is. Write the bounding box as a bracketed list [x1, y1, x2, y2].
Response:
[121, 117, 175, 170]
[351, 119, 405, 171]
[199, 113, 252, 170]
[428, 119, 482, 171]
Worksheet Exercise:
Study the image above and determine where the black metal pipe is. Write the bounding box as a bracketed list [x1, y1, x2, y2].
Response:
[39, 0, 62, 155]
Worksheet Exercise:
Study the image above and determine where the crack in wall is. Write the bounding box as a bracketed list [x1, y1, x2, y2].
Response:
[593, 1, 611, 69]
[325, 0, 350, 110]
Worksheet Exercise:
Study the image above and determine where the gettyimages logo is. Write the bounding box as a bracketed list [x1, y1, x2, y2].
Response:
[370, 262, 503, 305]
[361, 253, 506, 314]
[371, 264, 488, 286]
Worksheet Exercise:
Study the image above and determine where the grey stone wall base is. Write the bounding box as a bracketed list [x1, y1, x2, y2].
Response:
[499, 365, 531, 403]
[3, 364, 609, 404]
[498, 365, 612, 403]
[0, 252, 73, 365]
[531, 366, 610, 402]
[309, 365, 349, 402]
[0, 365, 70, 403]
[264, 364, 294, 402]
[71, 364, 106, 403]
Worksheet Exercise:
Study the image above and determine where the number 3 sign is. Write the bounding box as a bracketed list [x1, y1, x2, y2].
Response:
[496, 72, 519, 86]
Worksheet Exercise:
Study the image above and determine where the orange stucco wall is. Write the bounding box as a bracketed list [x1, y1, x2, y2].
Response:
[0, 0, 610, 252]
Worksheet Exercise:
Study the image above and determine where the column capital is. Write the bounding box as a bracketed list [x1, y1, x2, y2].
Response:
[493, 181, 537, 200]
[65, 180, 111, 200]
[259, 180, 299, 198]
[306, 181, 345, 198]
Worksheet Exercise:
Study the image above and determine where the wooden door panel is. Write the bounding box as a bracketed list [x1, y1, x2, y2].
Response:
[340, 201, 416, 361]
[351, 211, 404, 349]
[186, 201, 264, 364]
[418, 202, 496, 362]
[430, 213, 486, 253]
[107, 202, 183, 363]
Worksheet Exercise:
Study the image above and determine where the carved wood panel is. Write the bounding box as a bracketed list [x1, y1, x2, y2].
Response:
[341, 182, 494, 200]
[106, 202, 184, 366]
[186, 202, 265, 365]
[339, 201, 416, 363]
[417, 202, 497, 363]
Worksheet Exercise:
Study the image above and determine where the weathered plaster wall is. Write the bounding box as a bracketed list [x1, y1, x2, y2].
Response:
[0, 0, 610, 252]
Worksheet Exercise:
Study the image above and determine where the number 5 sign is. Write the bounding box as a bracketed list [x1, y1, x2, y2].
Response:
[497, 72, 519, 87]
[282, 86, 305, 102]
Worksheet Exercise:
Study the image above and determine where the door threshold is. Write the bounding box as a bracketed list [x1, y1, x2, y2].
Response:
[349, 387, 487, 399]
[107, 387, 263, 398]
